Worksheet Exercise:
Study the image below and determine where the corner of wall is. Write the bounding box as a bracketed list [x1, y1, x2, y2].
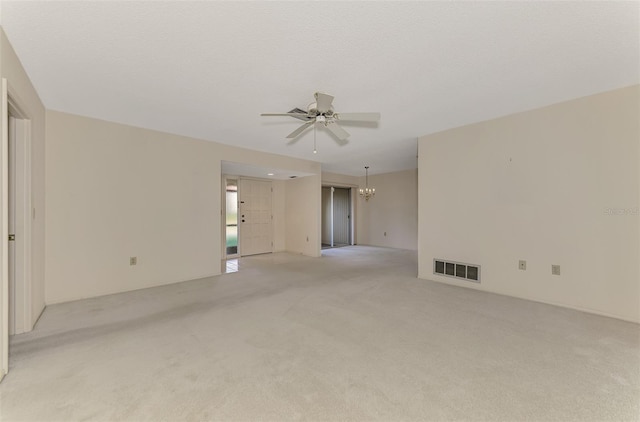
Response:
[417, 85, 640, 323]
[285, 174, 321, 257]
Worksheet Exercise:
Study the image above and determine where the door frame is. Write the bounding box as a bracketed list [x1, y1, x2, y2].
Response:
[321, 183, 356, 248]
[1, 78, 8, 382]
[7, 96, 33, 335]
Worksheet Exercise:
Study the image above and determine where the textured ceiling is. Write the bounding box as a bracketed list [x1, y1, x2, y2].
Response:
[1, 1, 638, 176]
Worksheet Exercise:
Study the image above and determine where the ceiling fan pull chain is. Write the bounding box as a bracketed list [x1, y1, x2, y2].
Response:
[313, 123, 317, 154]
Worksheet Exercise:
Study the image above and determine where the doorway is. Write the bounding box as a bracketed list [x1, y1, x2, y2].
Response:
[322, 187, 352, 248]
[223, 176, 274, 259]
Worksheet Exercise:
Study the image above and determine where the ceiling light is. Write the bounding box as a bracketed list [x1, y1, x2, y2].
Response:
[267, 173, 274, 176]
[359, 166, 375, 201]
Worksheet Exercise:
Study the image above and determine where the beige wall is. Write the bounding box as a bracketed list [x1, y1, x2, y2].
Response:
[272, 179, 286, 252]
[46, 111, 321, 304]
[322, 171, 359, 187]
[357, 169, 418, 250]
[418, 85, 640, 322]
[285, 175, 321, 257]
[0, 29, 46, 327]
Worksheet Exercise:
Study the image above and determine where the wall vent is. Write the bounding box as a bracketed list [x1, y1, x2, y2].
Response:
[433, 259, 481, 283]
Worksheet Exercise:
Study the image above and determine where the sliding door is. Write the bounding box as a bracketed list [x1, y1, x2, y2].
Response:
[332, 188, 350, 246]
[321, 186, 352, 248]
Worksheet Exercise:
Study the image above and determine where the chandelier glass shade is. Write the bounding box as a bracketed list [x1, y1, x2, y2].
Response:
[359, 166, 375, 201]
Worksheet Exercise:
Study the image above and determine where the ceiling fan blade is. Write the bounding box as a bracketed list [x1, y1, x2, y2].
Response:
[325, 121, 350, 141]
[315, 92, 334, 113]
[335, 112, 381, 122]
[286, 121, 314, 139]
[261, 113, 309, 118]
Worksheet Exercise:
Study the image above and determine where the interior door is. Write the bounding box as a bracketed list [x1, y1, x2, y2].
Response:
[239, 179, 273, 256]
[7, 116, 15, 335]
[1, 78, 9, 381]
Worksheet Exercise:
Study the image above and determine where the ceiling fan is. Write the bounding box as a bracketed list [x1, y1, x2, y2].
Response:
[261, 92, 380, 142]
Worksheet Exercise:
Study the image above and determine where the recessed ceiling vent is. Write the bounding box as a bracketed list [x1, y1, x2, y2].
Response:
[434, 259, 480, 283]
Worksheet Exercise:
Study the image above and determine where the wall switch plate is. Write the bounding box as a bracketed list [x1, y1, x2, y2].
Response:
[552, 264, 560, 275]
[519, 260, 526, 270]
[130, 257, 137, 266]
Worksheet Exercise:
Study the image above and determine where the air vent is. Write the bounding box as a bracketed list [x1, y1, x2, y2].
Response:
[434, 259, 480, 283]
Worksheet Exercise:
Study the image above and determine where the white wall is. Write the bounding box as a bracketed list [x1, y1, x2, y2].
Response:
[418, 85, 640, 322]
[46, 111, 321, 303]
[285, 175, 321, 257]
[0, 28, 46, 328]
[357, 169, 418, 250]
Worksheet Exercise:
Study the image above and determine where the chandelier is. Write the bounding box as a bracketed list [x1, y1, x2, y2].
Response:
[359, 166, 375, 201]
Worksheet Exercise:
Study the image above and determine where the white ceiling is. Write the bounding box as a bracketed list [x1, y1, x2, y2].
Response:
[1, 1, 638, 176]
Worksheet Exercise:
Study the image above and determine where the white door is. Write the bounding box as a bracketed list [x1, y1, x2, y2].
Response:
[1, 78, 9, 381]
[7, 116, 15, 335]
[239, 179, 272, 256]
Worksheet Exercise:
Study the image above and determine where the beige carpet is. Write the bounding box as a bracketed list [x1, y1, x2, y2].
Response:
[1, 246, 638, 421]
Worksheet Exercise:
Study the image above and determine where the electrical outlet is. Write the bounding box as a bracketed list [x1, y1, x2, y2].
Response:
[519, 260, 526, 270]
[130, 257, 137, 266]
[384, 232, 387, 237]
[552, 264, 560, 276]
[306, 236, 309, 242]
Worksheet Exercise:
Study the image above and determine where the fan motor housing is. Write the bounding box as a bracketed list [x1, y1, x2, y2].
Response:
[308, 102, 334, 117]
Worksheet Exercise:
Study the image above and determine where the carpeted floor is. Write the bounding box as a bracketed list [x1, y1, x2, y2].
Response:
[1, 246, 638, 421]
